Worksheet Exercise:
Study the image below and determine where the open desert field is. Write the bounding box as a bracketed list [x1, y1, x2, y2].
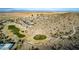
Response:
[0, 12, 79, 50]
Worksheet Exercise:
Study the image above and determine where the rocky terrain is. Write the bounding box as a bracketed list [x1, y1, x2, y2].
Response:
[0, 12, 79, 50]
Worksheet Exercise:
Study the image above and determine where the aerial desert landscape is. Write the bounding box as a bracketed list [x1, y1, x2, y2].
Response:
[0, 12, 79, 50]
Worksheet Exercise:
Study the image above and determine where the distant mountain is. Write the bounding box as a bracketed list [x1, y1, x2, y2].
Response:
[0, 8, 30, 12]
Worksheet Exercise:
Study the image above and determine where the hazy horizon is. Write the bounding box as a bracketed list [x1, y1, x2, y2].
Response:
[0, 8, 79, 12]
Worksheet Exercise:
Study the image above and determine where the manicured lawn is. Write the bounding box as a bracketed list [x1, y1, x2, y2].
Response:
[8, 25, 25, 38]
[33, 34, 47, 40]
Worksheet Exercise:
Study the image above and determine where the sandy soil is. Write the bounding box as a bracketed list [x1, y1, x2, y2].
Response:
[1, 12, 79, 50]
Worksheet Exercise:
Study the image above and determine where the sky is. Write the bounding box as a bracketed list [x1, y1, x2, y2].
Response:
[0, 8, 79, 12]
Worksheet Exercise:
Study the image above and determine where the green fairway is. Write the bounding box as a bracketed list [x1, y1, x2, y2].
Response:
[8, 25, 25, 38]
[33, 34, 47, 40]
